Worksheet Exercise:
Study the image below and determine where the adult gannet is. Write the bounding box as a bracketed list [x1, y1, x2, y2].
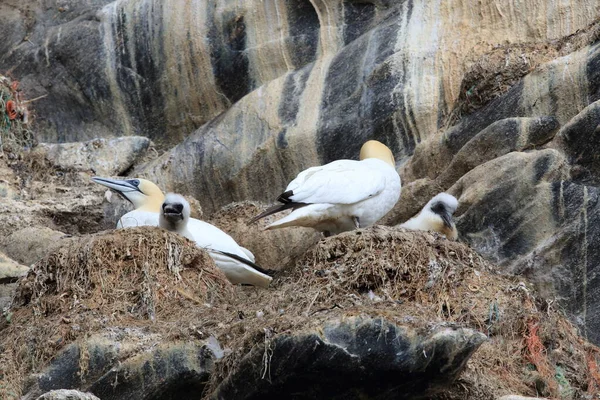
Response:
[91, 177, 270, 287]
[92, 177, 165, 228]
[159, 193, 273, 287]
[399, 193, 458, 240]
[249, 140, 401, 236]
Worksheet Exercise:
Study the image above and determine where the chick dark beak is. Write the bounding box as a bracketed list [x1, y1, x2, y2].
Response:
[163, 203, 184, 220]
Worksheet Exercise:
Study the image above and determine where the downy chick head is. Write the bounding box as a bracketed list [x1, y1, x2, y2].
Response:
[159, 193, 191, 232]
[359, 140, 395, 167]
[401, 193, 459, 240]
[424, 193, 458, 240]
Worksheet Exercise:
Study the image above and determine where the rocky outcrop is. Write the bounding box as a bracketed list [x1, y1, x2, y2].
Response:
[211, 320, 485, 400]
[372, 42, 600, 346]
[20, 319, 484, 400]
[31, 137, 151, 176]
[22, 334, 215, 400]
[1, 227, 67, 266]
[1, 0, 598, 146]
[36, 390, 100, 400]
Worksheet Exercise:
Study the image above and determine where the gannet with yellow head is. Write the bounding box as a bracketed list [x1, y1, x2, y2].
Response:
[399, 193, 458, 240]
[249, 140, 401, 236]
[92, 177, 164, 228]
[91, 177, 269, 287]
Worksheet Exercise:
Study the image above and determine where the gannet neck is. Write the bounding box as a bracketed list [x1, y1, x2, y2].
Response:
[359, 140, 395, 167]
[136, 179, 165, 212]
[139, 192, 165, 212]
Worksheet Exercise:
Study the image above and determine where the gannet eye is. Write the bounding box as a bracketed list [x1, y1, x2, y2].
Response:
[131, 179, 140, 187]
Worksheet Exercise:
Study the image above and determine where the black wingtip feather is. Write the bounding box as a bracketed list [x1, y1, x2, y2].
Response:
[277, 190, 294, 203]
[215, 250, 275, 276]
[247, 203, 293, 225]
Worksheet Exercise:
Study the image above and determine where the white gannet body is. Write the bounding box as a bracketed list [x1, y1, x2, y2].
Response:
[92, 178, 271, 287]
[249, 140, 401, 236]
[399, 193, 459, 240]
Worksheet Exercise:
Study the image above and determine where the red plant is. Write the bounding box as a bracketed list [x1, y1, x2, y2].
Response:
[6, 100, 17, 120]
[524, 319, 557, 394]
[587, 351, 600, 395]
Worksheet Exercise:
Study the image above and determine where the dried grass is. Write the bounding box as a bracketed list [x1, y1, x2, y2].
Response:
[0, 227, 232, 398]
[211, 227, 597, 400]
[0, 226, 597, 399]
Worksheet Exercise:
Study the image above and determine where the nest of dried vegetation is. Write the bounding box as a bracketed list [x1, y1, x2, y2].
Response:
[0, 227, 232, 398]
[1, 226, 599, 399]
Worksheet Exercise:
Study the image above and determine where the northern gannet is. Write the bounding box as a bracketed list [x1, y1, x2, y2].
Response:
[249, 140, 401, 236]
[91, 177, 271, 287]
[92, 177, 165, 228]
[399, 193, 458, 240]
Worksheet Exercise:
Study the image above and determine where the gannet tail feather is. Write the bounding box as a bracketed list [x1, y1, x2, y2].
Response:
[247, 201, 308, 225]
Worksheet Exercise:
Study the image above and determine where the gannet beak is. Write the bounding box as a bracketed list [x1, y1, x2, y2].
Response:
[430, 200, 454, 229]
[91, 177, 142, 194]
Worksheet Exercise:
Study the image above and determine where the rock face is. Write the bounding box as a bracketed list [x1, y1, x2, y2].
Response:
[1, 227, 67, 266]
[22, 334, 214, 400]
[36, 390, 100, 400]
[1, 0, 598, 147]
[32, 137, 151, 175]
[394, 43, 600, 345]
[21, 319, 484, 400]
[211, 319, 485, 400]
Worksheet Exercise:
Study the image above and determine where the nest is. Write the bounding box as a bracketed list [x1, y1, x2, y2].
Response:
[212, 227, 599, 399]
[0, 226, 598, 399]
[0, 227, 232, 398]
[0, 75, 35, 152]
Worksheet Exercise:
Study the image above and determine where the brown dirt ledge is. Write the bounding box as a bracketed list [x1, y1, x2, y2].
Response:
[0, 226, 599, 399]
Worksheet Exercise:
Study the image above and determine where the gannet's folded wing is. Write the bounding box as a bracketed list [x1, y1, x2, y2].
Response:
[286, 160, 387, 205]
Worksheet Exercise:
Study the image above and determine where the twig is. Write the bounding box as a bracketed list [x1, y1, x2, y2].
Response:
[21, 94, 48, 104]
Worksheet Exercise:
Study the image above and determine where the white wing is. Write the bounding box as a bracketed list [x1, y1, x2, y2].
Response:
[240, 247, 256, 262]
[186, 218, 251, 260]
[116, 211, 252, 262]
[286, 159, 387, 205]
